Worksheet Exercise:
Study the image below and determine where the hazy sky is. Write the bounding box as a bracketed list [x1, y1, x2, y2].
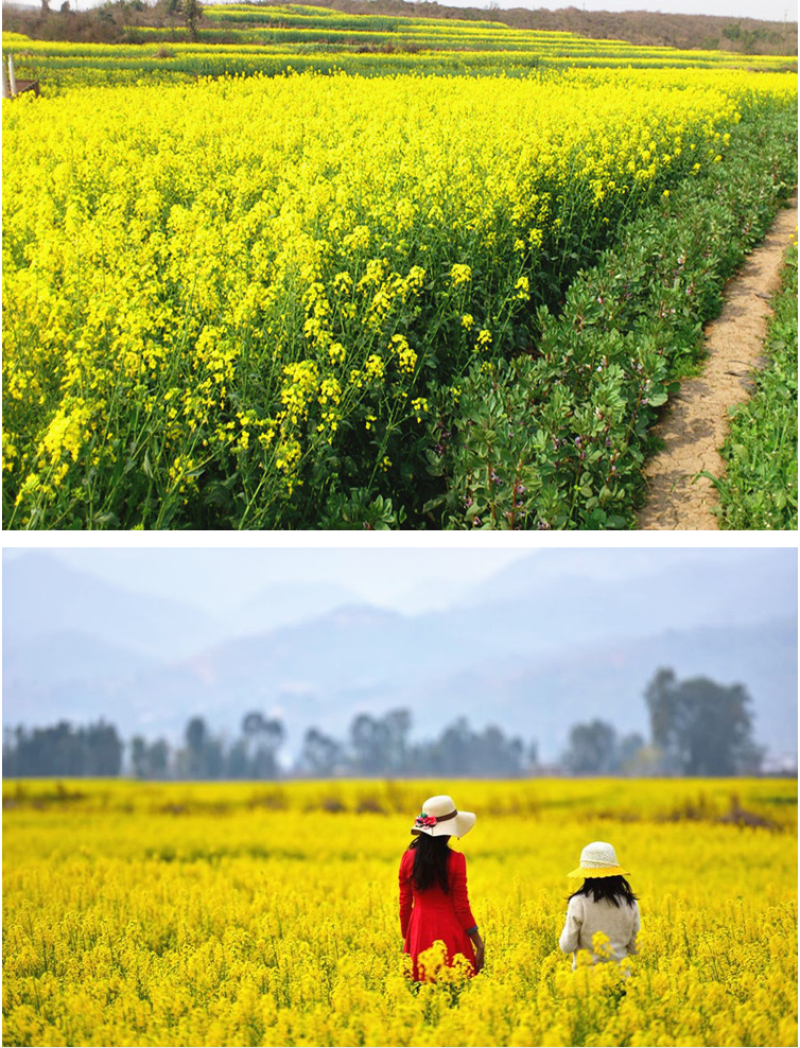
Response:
[2, 545, 528, 614]
[3, 540, 793, 616]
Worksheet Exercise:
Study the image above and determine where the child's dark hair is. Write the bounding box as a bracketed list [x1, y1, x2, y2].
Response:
[408, 833, 451, 893]
[569, 875, 637, 908]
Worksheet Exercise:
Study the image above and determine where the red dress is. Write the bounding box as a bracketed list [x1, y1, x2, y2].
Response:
[398, 847, 478, 981]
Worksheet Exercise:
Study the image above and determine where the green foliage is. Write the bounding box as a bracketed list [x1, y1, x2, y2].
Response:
[181, 0, 203, 41]
[433, 103, 797, 529]
[712, 242, 798, 529]
[319, 488, 406, 530]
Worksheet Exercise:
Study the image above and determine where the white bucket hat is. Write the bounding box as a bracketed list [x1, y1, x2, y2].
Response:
[411, 794, 476, 839]
[567, 841, 629, 879]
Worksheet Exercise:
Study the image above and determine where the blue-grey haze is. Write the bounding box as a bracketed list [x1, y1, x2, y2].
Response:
[3, 547, 796, 766]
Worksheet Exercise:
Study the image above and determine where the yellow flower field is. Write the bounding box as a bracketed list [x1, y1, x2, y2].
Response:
[3, 67, 796, 528]
[4, 1, 795, 92]
[3, 778, 796, 1046]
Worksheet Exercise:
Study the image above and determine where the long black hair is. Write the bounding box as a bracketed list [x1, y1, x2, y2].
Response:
[408, 833, 451, 893]
[569, 875, 637, 908]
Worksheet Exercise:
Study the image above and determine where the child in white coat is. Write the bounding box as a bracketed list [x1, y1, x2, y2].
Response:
[559, 841, 640, 970]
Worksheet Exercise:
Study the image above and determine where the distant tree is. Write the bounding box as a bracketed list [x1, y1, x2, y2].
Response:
[159, 0, 182, 36]
[2, 727, 24, 777]
[345, 709, 415, 775]
[349, 713, 386, 775]
[383, 708, 413, 774]
[148, 738, 170, 778]
[644, 668, 763, 775]
[242, 711, 265, 739]
[300, 727, 343, 777]
[225, 738, 250, 779]
[204, 735, 225, 779]
[85, 721, 123, 775]
[434, 716, 473, 774]
[3, 720, 122, 777]
[184, 716, 209, 778]
[623, 742, 662, 777]
[130, 735, 173, 779]
[617, 731, 646, 772]
[525, 740, 540, 772]
[241, 711, 285, 779]
[409, 717, 527, 777]
[181, 0, 202, 40]
[475, 724, 524, 776]
[562, 719, 619, 774]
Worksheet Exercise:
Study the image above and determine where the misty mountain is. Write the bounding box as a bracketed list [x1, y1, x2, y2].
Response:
[3, 553, 218, 659]
[3, 548, 796, 762]
[383, 617, 798, 761]
[460, 548, 796, 639]
[4, 631, 155, 689]
[3, 553, 388, 656]
[228, 580, 366, 637]
[4, 611, 794, 763]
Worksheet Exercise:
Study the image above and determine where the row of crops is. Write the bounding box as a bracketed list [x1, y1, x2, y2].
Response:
[2, 9, 798, 529]
[4, 3, 795, 91]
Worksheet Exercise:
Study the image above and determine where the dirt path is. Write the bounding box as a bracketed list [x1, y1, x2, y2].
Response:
[636, 190, 798, 531]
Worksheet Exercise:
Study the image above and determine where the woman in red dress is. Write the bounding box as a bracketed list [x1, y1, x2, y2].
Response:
[398, 794, 485, 981]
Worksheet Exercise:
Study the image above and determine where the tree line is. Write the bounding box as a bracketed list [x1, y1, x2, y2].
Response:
[2, 668, 768, 779]
[2, 710, 533, 780]
[560, 669, 764, 775]
[2, 721, 123, 778]
[4, 0, 204, 46]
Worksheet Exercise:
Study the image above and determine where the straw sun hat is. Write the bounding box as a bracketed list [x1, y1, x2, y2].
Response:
[411, 795, 476, 839]
[567, 841, 629, 879]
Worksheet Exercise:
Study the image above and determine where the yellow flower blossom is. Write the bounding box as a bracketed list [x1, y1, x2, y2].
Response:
[365, 354, 385, 381]
[411, 396, 428, 422]
[449, 263, 472, 287]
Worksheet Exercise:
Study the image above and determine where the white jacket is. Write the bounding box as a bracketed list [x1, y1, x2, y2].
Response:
[559, 894, 640, 970]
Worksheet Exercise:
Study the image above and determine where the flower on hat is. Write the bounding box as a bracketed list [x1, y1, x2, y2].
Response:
[410, 795, 476, 839]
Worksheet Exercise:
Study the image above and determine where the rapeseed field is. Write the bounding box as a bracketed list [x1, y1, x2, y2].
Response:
[3, 67, 796, 528]
[3, 778, 796, 1046]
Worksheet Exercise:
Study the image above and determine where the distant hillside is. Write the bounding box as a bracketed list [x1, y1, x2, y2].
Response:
[313, 1, 798, 56]
[2, 0, 796, 56]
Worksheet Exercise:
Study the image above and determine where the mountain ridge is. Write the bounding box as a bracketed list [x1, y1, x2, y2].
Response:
[3, 550, 796, 761]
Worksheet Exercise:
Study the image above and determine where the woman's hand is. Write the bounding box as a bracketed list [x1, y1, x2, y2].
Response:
[471, 933, 485, 973]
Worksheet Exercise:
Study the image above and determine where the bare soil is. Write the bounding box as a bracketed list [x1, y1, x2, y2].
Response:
[636, 190, 798, 531]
